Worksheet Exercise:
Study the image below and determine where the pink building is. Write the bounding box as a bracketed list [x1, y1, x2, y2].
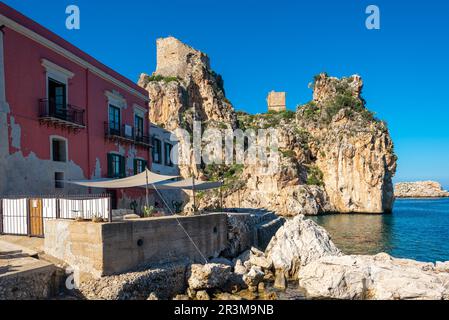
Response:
[0, 3, 152, 210]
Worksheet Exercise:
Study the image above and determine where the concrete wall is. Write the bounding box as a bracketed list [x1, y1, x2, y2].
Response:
[44, 213, 228, 278]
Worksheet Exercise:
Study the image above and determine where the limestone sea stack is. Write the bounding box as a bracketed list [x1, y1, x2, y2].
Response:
[139, 37, 397, 215]
[395, 181, 449, 198]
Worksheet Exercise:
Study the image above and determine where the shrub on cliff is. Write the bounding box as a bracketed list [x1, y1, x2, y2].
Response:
[306, 166, 324, 187]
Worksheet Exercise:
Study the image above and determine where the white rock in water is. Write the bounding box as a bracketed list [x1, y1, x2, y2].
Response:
[298, 253, 449, 300]
[188, 263, 231, 290]
[265, 215, 341, 278]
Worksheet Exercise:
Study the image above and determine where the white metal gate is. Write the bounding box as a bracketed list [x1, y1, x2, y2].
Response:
[0, 195, 111, 237]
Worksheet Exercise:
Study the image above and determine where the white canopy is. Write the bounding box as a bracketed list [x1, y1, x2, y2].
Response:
[151, 179, 223, 191]
[68, 169, 178, 189]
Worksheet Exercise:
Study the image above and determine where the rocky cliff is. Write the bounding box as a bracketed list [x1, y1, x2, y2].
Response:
[395, 181, 449, 198]
[139, 37, 397, 215]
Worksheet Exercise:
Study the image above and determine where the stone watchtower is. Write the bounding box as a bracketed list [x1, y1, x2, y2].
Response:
[267, 91, 286, 112]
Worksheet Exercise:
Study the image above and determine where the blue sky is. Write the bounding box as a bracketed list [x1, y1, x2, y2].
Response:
[3, 0, 449, 187]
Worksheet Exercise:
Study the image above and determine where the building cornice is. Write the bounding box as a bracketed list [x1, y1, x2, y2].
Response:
[0, 13, 150, 102]
[41, 59, 75, 79]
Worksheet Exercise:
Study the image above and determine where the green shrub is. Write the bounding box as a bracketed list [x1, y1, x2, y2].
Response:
[146, 74, 180, 83]
[280, 149, 296, 158]
[306, 165, 324, 186]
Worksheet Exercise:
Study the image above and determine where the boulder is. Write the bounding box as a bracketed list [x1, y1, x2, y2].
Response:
[243, 266, 264, 287]
[233, 259, 247, 275]
[265, 215, 341, 278]
[196, 290, 211, 301]
[249, 247, 272, 270]
[298, 253, 449, 300]
[188, 263, 232, 290]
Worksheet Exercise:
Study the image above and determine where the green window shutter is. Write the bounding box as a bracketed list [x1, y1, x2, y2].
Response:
[120, 155, 126, 178]
[143, 160, 148, 171]
[133, 159, 138, 175]
[107, 154, 113, 178]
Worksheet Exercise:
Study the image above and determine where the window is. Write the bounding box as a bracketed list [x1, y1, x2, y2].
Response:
[134, 114, 144, 140]
[48, 78, 66, 117]
[55, 172, 64, 189]
[51, 137, 67, 162]
[108, 105, 121, 135]
[152, 138, 162, 164]
[164, 143, 173, 167]
[134, 159, 147, 174]
[107, 153, 125, 178]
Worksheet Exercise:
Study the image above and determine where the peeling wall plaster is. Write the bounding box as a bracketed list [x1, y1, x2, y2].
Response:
[10, 116, 21, 150]
[1, 151, 86, 196]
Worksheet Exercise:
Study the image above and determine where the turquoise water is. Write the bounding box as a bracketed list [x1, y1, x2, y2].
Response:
[310, 198, 449, 262]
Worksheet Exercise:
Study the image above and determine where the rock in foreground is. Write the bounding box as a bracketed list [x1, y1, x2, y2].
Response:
[395, 181, 449, 198]
[298, 253, 449, 300]
[187, 263, 232, 290]
[265, 215, 341, 278]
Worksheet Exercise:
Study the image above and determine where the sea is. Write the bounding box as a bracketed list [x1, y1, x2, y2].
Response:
[309, 198, 449, 263]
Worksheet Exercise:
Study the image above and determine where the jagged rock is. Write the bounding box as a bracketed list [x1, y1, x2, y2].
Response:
[298, 253, 449, 300]
[265, 215, 341, 278]
[196, 290, 211, 300]
[233, 259, 247, 275]
[243, 266, 264, 287]
[173, 294, 190, 300]
[187, 263, 232, 290]
[395, 181, 449, 198]
[249, 248, 272, 270]
[147, 292, 159, 300]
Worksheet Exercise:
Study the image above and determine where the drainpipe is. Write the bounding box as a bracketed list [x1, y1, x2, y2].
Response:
[85, 68, 91, 194]
[0, 25, 10, 197]
[0, 25, 6, 104]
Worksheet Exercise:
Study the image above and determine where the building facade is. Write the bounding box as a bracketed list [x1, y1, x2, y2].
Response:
[150, 123, 179, 177]
[0, 3, 151, 210]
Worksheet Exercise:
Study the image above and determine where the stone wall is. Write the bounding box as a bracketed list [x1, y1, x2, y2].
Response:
[0, 259, 56, 300]
[44, 213, 228, 278]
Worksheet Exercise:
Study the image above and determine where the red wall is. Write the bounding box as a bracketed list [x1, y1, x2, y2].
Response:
[2, 18, 151, 203]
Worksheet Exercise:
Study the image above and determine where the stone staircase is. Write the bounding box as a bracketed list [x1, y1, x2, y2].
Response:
[220, 208, 285, 257]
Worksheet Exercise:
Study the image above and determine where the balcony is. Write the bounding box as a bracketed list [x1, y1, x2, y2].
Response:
[104, 122, 151, 148]
[38, 99, 85, 131]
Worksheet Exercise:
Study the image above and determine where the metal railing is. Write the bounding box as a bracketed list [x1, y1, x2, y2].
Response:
[39, 98, 85, 127]
[104, 122, 151, 147]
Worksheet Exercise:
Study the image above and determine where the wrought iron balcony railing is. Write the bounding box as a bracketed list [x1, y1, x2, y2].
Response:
[104, 122, 150, 148]
[39, 99, 85, 128]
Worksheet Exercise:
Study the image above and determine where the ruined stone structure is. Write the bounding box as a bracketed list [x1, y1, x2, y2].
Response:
[155, 37, 211, 80]
[267, 91, 286, 112]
